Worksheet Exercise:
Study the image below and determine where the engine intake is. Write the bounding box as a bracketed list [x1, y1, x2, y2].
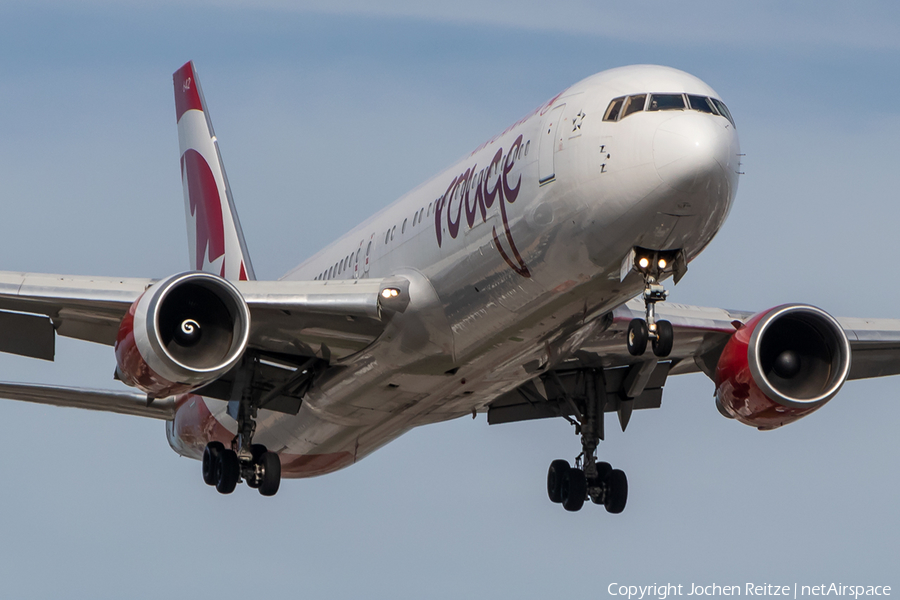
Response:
[115, 272, 250, 397]
[715, 304, 851, 430]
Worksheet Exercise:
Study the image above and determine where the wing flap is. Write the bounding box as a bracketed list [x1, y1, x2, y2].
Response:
[0, 311, 55, 360]
[838, 316, 900, 379]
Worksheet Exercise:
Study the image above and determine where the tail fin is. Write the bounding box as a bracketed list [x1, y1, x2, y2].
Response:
[173, 61, 255, 281]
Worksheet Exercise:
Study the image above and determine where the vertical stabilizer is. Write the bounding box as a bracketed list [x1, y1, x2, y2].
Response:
[173, 61, 255, 281]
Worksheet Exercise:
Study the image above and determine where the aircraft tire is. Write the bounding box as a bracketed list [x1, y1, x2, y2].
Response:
[627, 319, 648, 356]
[547, 460, 570, 503]
[258, 452, 281, 497]
[604, 469, 628, 514]
[561, 468, 586, 512]
[652, 320, 674, 357]
[215, 449, 240, 494]
[202, 441, 224, 486]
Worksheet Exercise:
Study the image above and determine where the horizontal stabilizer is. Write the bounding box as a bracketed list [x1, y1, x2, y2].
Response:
[0, 381, 175, 420]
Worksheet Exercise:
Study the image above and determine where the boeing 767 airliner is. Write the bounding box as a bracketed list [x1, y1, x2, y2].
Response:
[1, 61, 898, 513]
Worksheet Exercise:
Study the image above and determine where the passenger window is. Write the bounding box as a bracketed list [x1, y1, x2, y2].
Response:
[710, 99, 736, 128]
[621, 94, 646, 119]
[328, 266, 333, 279]
[385, 230, 390, 244]
[687, 95, 716, 114]
[603, 97, 625, 121]
[525, 141, 530, 156]
[391, 225, 396, 241]
[648, 94, 685, 111]
[402, 218, 407, 234]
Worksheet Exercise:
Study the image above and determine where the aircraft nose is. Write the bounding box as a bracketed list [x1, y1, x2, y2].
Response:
[653, 113, 737, 193]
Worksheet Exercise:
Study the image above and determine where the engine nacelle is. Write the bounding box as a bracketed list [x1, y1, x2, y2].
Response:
[115, 272, 250, 397]
[714, 304, 851, 430]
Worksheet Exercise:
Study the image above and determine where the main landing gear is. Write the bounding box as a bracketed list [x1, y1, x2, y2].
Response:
[545, 368, 627, 513]
[201, 355, 282, 496]
[626, 249, 677, 358]
[202, 441, 281, 497]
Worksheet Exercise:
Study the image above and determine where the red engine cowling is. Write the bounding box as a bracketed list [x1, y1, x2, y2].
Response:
[115, 272, 250, 398]
[715, 304, 851, 430]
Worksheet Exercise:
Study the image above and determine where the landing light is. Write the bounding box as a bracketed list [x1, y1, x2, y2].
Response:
[381, 288, 401, 299]
[638, 257, 650, 269]
[658, 258, 667, 269]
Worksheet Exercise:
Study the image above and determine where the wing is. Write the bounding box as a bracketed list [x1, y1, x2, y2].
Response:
[0, 270, 408, 416]
[487, 298, 900, 427]
[0, 270, 404, 358]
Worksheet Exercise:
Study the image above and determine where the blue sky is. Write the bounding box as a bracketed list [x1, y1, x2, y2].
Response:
[1, 3, 899, 599]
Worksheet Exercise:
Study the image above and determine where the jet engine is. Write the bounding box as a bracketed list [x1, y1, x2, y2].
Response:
[115, 272, 250, 397]
[714, 304, 851, 430]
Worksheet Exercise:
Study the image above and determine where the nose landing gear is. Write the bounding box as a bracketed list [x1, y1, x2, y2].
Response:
[626, 249, 680, 358]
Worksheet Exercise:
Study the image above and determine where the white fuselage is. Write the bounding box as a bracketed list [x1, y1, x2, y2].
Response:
[168, 64, 741, 476]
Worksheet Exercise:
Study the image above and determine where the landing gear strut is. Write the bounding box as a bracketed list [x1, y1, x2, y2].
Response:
[545, 369, 628, 513]
[201, 354, 282, 496]
[626, 249, 677, 358]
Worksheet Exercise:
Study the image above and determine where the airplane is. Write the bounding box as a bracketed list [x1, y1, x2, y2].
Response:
[2, 60, 899, 513]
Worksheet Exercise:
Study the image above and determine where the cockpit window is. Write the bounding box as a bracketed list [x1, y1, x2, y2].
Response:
[710, 98, 736, 128]
[687, 94, 717, 114]
[621, 94, 646, 119]
[603, 92, 735, 127]
[603, 96, 625, 121]
[648, 94, 685, 111]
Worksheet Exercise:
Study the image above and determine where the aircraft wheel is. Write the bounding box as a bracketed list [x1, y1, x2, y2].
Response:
[215, 449, 240, 494]
[247, 444, 268, 489]
[202, 441, 224, 486]
[547, 460, 570, 503]
[258, 452, 281, 497]
[604, 469, 628, 514]
[589, 461, 613, 504]
[652, 320, 674, 357]
[561, 468, 586, 512]
[627, 319, 648, 356]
